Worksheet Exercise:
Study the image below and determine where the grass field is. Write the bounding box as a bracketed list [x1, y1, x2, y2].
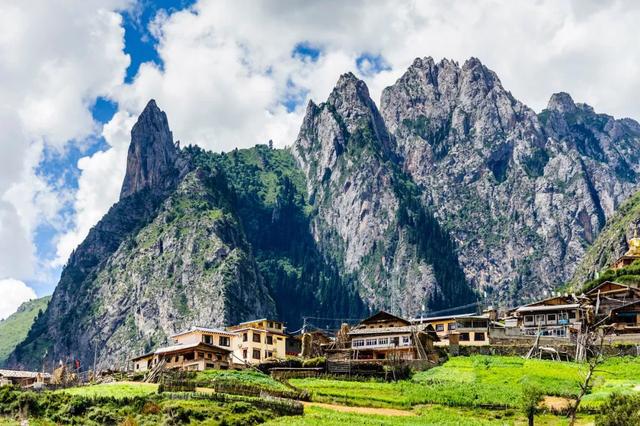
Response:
[4, 355, 637, 425]
[290, 355, 640, 411]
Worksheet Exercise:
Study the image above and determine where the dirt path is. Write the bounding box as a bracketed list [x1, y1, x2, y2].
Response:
[302, 401, 415, 416]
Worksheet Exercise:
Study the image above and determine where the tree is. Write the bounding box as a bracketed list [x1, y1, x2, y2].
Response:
[568, 324, 611, 425]
[596, 393, 640, 426]
[519, 383, 543, 426]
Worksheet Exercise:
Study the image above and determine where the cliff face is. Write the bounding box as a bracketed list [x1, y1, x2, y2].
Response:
[380, 57, 640, 303]
[293, 73, 476, 316]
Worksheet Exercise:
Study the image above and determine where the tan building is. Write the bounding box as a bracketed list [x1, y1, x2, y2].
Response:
[131, 341, 231, 373]
[171, 326, 236, 349]
[454, 315, 491, 346]
[226, 319, 287, 365]
[348, 311, 439, 360]
[0, 369, 51, 387]
[412, 313, 474, 345]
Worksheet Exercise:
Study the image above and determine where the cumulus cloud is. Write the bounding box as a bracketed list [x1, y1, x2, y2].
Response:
[0, 279, 37, 320]
[0, 0, 130, 286]
[7, 0, 640, 296]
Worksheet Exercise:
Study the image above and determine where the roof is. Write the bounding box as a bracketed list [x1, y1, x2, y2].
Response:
[349, 324, 438, 339]
[0, 369, 51, 379]
[516, 303, 580, 313]
[132, 342, 231, 360]
[171, 326, 237, 338]
[359, 311, 411, 326]
[410, 313, 476, 323]
[584, 281, 631, 296]
[154, 342, 231, 355]
[611, 299, 640, 313]
[235, 318, 282, 326]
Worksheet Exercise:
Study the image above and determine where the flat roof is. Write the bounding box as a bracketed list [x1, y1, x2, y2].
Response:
[170, 326, 237, 338]
[0, 369, 51, 379]
[131, 342, 231, 360]
[411, 313, 476, 323]
[235, 318, 283, 326]
[516, 303, 580, 313]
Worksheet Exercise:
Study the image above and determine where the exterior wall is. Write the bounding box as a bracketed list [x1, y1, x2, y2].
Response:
[427, 319, 457, 339]
[456, 328, 490, 346]
[361, 319, 408, 329]
[519, 309, 581, 338]
[173, 330, 235, 350]
[350, 333, 413, 350]
[230, 328, 287, 365]
[132, 355, 154, 372]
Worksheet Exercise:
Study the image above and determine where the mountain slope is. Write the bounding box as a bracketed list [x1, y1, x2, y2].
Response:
[380, 57, 640, 304]
[293, 73, 476, 316]
[0, 296, 50, 366]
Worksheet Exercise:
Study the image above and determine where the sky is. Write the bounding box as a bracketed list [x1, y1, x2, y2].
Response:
[1, 0, 640, 319]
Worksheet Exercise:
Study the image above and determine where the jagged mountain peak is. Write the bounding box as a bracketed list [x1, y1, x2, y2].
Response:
[120, 99, 179, 199]
[547, 92, 577, 114]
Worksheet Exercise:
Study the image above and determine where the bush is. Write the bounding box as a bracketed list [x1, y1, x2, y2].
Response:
[302, 357, 326, 368]
[596, 393, 640, 426]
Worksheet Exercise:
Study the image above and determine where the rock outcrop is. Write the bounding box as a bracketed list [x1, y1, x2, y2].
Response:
[120, 100, 179, 199]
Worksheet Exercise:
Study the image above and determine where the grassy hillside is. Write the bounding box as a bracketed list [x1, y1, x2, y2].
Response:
[0, 296, 50, 366]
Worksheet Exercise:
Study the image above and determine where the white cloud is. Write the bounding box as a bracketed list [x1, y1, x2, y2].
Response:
[6, 0, 640, 296]
[0, 0, 130, 285]
[0, 279, 37, 320]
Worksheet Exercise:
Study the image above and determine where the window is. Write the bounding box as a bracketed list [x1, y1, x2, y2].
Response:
[547, 314, 556, 322]
[203, 335, 212, 344]
[569, 311, 576, 319]
[136, 363, 139, 370]
[198, 352, 204, 359]
[266, 335, 273, 345]
[242, 349, 247, 359]
[524, 315, 534, 323]
[252, 349, 261, 360]
[365, 338, 377, 346]
[253, 333, 261, 343]
[378, 337, 388, 345]
[353, 339, 365, 348]
[206, 363, 215, 368]
[474, 332, 485, 341]
[219, 336, 230, 346]
[402, 336, 410, 345]
[268, 321, 273, 328]
[216, 354, 223, 361]
[460, 333, 470, 341]
[265, 350, 273, 358]
[243, 332, 248, 342]
[276, 323, 282, 329]
[436, 324, 445, 332]
[448, 322, 456, 330]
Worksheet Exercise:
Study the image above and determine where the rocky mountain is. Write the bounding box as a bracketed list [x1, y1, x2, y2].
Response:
[381, 57, 640, 304]
[0, 296, 50, 366]
[9, 57, 640, 369]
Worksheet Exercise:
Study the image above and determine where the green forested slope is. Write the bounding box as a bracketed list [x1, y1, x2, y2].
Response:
[0, 296, 50, 366]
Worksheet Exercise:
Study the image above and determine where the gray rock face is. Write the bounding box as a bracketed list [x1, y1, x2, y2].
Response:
[120, 100, 179, 199]
[380, 57, 640, 303]
[293, 72, 475, 316]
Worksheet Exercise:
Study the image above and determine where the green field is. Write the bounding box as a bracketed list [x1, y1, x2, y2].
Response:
[290, 356, 640, 411]
[2, 356, 638, 425]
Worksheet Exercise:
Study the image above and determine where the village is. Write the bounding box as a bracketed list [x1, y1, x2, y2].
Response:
[3, 233, 640, 390]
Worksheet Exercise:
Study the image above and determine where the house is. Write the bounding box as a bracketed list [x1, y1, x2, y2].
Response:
[609, 300, 640, 334]
[226, 319, 287, 365]
[411, 313, 475, 345]
[454, 314, 492, 346]
[131, 341, 232, 373]
[0, 369, 51, 387]
[171, 326, 236, 352]
[348, 311, 439, 360]
[513, 295, 583, 338]
[611, 231, 640, 269]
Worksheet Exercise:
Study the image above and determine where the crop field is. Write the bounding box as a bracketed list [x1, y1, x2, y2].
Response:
[290, 355, 640, 412]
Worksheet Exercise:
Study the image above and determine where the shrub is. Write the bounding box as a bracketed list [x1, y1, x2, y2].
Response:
[302, 356, 326, 368]
[596, 393, 640, 426]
